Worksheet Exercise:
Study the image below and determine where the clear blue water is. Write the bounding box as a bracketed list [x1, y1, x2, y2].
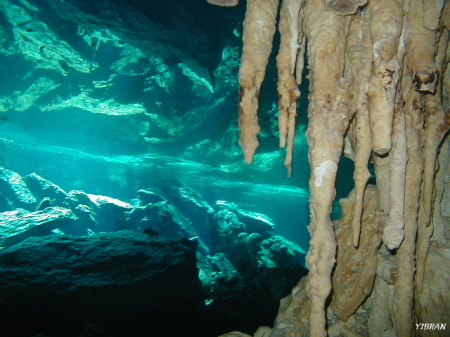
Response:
[0, 0, 354, 255]
[0, 119, 311, 250]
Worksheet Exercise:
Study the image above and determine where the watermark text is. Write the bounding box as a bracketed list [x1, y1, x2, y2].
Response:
[415, 323, 446, 330]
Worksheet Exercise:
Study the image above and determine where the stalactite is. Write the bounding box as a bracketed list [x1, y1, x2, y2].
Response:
[295, 34, 306, 86]
[276, 0, 303, 177]
[238, 0, 279, 164]
[405, 0, 439, 93]
[392, 73, 424, 337]
[423, 0, 445, 30]
[372, 154, 390, 213]
[214, 0, 450, 335]
[303, 1, 352, 335]
[367, 0, 404, 156]
[420, 28, 449, 228]
[344, 11, 373, 247]
[350, 112, 372, 247]
[383, 101, 407, 250]
[416, 27, 450, 294]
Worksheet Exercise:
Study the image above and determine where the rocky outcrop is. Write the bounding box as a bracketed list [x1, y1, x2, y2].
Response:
[0, 206, 77, 247]
[330, 186, 384, 321]
[0, 167, 37, 210]
[0, 231, 202, 337]
[24, 172, 69, 207]
[0, 167, 308, 336]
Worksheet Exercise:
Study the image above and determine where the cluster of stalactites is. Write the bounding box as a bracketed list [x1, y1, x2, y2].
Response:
[237, 0, 304, 176]
[209, 0, 450, 336]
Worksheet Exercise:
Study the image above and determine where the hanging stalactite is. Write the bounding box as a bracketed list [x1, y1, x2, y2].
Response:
[238, 0, 279, 164]
[208, 0, 450, 335]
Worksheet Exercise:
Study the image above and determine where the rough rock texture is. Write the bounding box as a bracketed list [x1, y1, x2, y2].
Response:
[0, 206, 77, 247]
[325, 0, 367, 15]
[0, 167, 308, 336]
[330, 186, 384, 322]
[0, 167, 37, 210]
[24, 172, 69, 206]
[238, 0, 279, 163]
[303, 2, 352, 335]
[414, 135, 450, 337]
[0, 0, 278, 184]
[229, 0, 450, 336]
[0, 231, 202, 337]
[415, 242, 450, 337]
[270, 277, 310, 337]
[1, 0, 449, 335]
[276, 0, 303, 176]
[367, 0, 404, 155]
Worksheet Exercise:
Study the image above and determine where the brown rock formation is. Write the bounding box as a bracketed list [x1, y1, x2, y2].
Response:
[210, 0, 450, 335]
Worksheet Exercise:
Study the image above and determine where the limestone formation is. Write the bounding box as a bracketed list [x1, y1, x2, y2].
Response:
[238, 0, 279, 163]
[276, 0, 303, 176]
[325, 0, 367, 15]
[211, 0, 450, 335]
[330, 186, 384, 322]
[367, 0, 404, 156]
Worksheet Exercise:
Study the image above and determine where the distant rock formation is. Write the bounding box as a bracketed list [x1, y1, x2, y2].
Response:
[0, 167, 308, 336]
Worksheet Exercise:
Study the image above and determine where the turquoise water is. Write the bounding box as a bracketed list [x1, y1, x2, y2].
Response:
[0, 0, 356, 255]
[0, 119, 311, 250]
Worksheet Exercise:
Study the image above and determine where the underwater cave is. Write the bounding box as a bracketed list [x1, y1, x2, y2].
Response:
[0, 0, 448, 337]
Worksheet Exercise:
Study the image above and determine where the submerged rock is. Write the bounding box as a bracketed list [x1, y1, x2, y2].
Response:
[0, 168, 308, 336]
[0, 206, 77, 247]
[86, 193, 133, 232]
[136, 188, 166, 204]
[0, 167, 37, 211]
[0, 231, 202, 337]
[127, 201, 197, 242]
[64, 190, 134, 232]
[215, 200, 275, 234]
[24, 172, 69, 207]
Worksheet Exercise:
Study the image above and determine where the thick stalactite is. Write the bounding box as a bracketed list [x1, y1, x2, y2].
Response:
[238, 0, 279, 164]
[210, 0, 450, 336]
